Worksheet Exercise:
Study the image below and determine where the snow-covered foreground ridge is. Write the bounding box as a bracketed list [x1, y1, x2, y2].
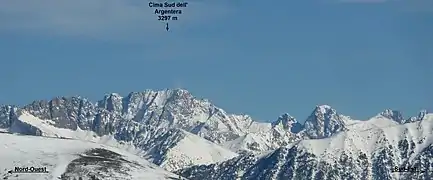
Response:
[0, 133, 181, 180]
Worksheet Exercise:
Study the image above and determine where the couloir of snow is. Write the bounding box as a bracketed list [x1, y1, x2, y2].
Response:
[0, 133, 181, 180]
[296, 113, 433, 164]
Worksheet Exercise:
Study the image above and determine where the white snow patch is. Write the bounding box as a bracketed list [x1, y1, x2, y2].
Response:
[0, 133, 180, 180]
[160, 129, 238, 171]
[223, 133, 270, 153]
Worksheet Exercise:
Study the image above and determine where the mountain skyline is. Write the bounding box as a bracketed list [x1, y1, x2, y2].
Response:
[1, 87, 431, 179]
[1, 0, 432, 124]
[1, 88, 429, 124]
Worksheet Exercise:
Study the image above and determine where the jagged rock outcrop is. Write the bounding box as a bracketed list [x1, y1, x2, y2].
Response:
[271, 113, 303, 133]
[380, 109, 405, 124]
[303, 105, 347, 139]
[379, 109, 428, 124]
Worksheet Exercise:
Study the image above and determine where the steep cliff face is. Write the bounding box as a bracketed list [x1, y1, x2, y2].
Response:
[302, 105, 347, 139]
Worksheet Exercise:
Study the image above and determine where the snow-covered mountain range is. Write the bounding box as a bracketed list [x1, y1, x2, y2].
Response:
[178, 110, 433, 180]
[0, 88, 431, 180]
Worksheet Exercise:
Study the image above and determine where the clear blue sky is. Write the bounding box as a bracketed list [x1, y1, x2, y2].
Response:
[0, 0, 432, 122]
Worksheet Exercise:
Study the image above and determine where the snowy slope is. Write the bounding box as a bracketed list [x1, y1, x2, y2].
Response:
[222, 133, 271, 152]
[178, 113, 433, 180]
[13, 112, 236, 171]
[294, 107, 430, 164]
[0, 133, 182, 180]
[157, 129, 238, 171]
[14, 112, 144, 154]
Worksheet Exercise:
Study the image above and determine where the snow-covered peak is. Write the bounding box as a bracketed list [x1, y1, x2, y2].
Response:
[159, 88, 193, 100]
[167, 88, 191, 95]
[107, 92, 122, 98]
[303, 105, 346, 139]
[315, 105, 335, 114]
[271, 113, 303, 133]
[379, 109, 404, 123]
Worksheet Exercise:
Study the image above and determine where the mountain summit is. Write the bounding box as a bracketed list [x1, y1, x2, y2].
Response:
[271, 113, 303, 133]
[303, 105, 347, 139]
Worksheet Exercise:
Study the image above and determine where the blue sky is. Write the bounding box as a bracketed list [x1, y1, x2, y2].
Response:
[0, 0, 432, 122]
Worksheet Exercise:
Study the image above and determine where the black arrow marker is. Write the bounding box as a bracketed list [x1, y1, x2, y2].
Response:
[166, 23, 169, 31]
